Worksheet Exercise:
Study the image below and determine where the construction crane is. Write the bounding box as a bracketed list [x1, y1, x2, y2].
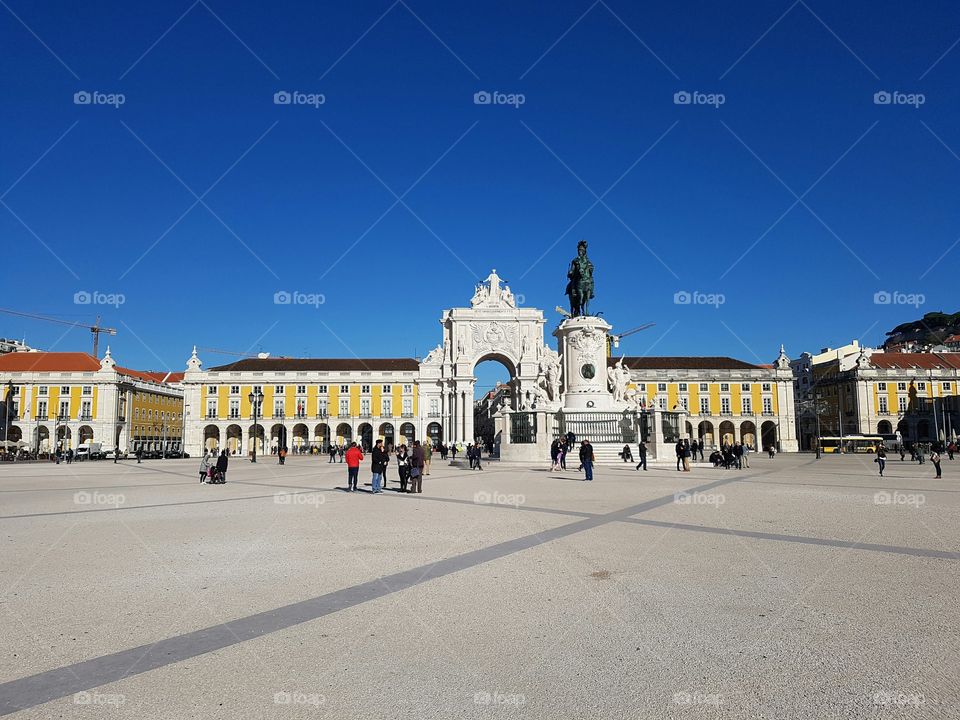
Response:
[607, 323, 656, 355]
[0, 308, 117, 358]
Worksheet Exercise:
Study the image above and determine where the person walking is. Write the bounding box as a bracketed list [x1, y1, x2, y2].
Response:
[199, 452, 211, 483]
[579, 439, 595, 481]
[215, 450, 229, 483]
[396, 444, 411, 493]
[278, 446, 287, 465]
[741, 442, 750, 468]
[932, 450, 942, 479]
[410, 440, 424, 493]
[424, 441, 433, 475]
[675, 440, 684, 472]
[474, 445, 484, 471]
[345, 442, 363, 492]
[876, 445, 886, 477]
[635, 441, 647, 471]
[550, 438, 561, 471]
[467, 443, 475, 470]
[682, 440, 691, 472]
[370, 439, 387, 494]
[113, 446, 119, 464]
[328, 444, 337, 463]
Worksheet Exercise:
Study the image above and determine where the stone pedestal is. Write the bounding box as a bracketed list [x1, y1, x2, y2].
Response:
[553, 316, 613, 411]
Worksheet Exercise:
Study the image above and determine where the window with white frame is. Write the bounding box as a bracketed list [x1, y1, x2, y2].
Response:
[318, 399, 328, 416]
[720, 397, 731, 414]
[38, 400, 48, 418]
[403, 398, 413, 416]
[80, 400, 91, 418]
[230, 385, 240, 394]
[878, 396, 888, 413]
[295, 398, 306, 417]
[877, 382, 887, 391]
[700, 397, 710, 414]
[897, 382, 906, 391]
[60, 386, 70, 394]
[360, 399, 371, 416]
[762, 397, 772, 414]
[274, 385, 284, 394]
[403, 384, 412, 394]
[273, 399, 285, 416]
[296, 385, 306, 395]
[741, 383, 750, 391]
[318, 385, 328, 394]
[207, 399, 217, 417]
[657, 383, 667, 392]
[430, 398, 439, 416]
[762, 383, 771, 391]
[382, 385, 391, 393]
[898, 396, 907, 412]
[699, 383, 708, 392]
[381, 398, 391, 416]
[229, 399, 240, 418]
[944, 382, 952, 391]
[917, 381, 927, 392]
[720, 383, 729, 392]
[742, 397, 752, 414]
[339, 398, 350, 416]
[59, 400, 70, 417]
[340, 385, 349, 394]
[679, 383, 687, 392]
[38, 386, 48, 396]
[81, 386, 92, 395]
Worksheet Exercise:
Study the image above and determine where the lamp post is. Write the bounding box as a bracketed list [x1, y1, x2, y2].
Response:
[248, 389, 263, 462]
[3, 381, 13, 456]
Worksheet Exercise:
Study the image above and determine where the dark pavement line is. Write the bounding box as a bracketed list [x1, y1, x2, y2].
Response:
[0, 489, 328, 520]
[0, 476, 739, 715]
[623, 517, 960, 560]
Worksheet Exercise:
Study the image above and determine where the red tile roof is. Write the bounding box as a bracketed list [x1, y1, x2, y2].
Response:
[868, 352, 960, 370]
[613, 356, 767, 370]
[0, 352, 183, 386]
[209, 358, 420, 372]
[0, 352, 100, 373]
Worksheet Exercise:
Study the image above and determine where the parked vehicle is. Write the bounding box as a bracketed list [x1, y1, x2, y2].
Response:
[75, 442, 103, 460]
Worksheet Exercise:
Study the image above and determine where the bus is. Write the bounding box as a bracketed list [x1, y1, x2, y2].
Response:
[816, 436, 883, 454]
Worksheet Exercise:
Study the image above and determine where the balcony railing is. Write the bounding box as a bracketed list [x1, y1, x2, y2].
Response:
[78, 414, 93, 421]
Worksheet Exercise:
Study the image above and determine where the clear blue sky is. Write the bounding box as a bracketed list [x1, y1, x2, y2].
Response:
[3, 0, 959, 396]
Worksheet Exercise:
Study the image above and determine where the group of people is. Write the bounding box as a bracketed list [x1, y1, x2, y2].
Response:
[706, 442, 753, 469]
[548, 434, 597, 481]
[198, 450, 229, 483]
[344, 439, 427, 493]
[878, 441, 950, 478]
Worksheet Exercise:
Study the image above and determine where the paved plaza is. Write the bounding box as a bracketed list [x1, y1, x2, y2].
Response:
[0, 454, 957, 719]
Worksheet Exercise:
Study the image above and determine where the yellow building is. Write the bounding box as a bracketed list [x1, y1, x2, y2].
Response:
[0, 349, 184, 455]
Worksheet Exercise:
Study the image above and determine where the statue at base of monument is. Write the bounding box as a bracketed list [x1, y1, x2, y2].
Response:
[565, 239, 595, 317]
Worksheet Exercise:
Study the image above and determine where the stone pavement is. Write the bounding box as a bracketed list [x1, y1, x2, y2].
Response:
[0, 453, 956, 718]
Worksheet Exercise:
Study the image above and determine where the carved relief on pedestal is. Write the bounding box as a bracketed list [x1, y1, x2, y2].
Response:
[470, 321, 518, 356]
[567, 325, 605, 364]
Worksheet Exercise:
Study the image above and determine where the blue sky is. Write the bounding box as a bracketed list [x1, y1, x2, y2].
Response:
[2, 0, 959, 395]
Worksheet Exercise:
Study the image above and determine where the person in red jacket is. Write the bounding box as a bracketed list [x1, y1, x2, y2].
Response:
[345, 442, 364, 492]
